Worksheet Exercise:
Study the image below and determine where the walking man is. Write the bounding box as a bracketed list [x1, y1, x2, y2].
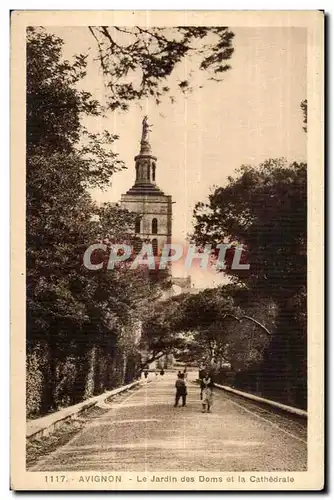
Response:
[174, 373, 187, 407]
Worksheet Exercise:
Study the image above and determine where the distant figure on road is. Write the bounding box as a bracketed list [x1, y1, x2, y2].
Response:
[143, 369, 149, 381]
[183, 366, 188, 380]
[201, 373, 214, 413]
[174, 373, 187, 407]
[160, 368, 165, 377]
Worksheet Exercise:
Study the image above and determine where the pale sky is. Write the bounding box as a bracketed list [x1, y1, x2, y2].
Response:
[49, 26, 307, 288]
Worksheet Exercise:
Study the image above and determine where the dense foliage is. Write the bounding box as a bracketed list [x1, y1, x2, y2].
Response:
[26, 25, 236, 416]
[141, 285, 276, 374]
[191, 158, 307, 408]
[142, 154, 307, 408]
[27, 28, 159, 415]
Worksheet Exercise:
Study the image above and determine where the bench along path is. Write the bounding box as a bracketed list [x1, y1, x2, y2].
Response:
[31, 371, 307, 472]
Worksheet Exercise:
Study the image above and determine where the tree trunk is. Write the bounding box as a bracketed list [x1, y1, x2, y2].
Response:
[84, 345, 96, 399]
[40, 335, 57, 414]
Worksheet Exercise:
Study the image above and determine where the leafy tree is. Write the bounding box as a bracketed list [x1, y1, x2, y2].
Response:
[26, 28, 157, 414]
[222, 290, 277, 372]
[191, 158, 307, 407]
[140, 296, 187, 367]
[27, 27, 99, 154]
[26, 24, 237, 415]
[192, 159, 307, 299]
[140, 285, 272, 373]
[175, 287, 274, 370]
[140, 288, 234, 368]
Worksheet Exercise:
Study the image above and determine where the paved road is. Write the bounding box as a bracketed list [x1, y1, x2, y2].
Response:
[31, 372, 307, 472]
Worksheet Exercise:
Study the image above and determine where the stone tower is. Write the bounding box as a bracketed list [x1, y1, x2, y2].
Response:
[121, 117, 172, 260]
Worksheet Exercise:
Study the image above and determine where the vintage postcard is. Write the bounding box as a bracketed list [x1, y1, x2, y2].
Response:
[11, 10, 324, 491]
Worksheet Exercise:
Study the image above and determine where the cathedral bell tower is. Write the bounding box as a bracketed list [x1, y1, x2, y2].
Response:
[121, 117, 172, 264]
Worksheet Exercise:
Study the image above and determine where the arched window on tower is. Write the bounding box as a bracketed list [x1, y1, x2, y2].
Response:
[152, 238, 158, 256]
[152, 218, 158, 234]
[152, 162, 156, 182]
[135, 216, 141, 234]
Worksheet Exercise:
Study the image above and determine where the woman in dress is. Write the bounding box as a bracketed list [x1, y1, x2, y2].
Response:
[200, 373, 214, 413]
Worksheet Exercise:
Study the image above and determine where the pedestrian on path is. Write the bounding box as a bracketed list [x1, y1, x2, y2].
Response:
[174, 373, 187, 407]
[201, 373, 214, 413]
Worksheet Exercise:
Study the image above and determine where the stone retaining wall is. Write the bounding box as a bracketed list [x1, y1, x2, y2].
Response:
[27, 380, 142, 440]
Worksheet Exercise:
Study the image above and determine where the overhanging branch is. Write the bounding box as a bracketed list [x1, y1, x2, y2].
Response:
[141, 351, 165, 368]
[222, 313, 271, 336]
[242, 315, 271, 336]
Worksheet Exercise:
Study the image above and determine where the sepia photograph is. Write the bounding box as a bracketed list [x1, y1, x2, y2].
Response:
[11, 10, 324, 491]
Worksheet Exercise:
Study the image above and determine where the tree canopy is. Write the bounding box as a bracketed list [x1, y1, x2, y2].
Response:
[192, 158, 307, 302]
[26, 25, 237, 415]
[27, 27, 169, 413]
[191, 155, 307, 407]
[140, 284, 276, 373]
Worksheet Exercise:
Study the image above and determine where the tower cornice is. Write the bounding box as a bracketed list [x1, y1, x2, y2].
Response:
[134, 154, 157, 161]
